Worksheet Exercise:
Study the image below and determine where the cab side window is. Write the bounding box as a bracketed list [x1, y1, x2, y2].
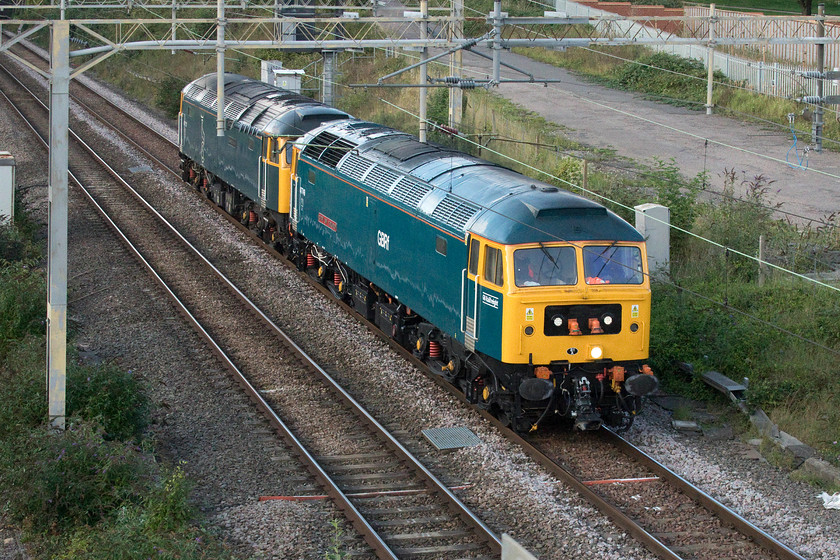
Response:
[484, 246, 504, 287]
[468, 238, 480, 275]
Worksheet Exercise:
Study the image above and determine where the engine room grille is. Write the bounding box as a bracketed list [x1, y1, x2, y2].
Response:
[392, 176, 432, 208]
[432, 194, 481, 230]
[337, 152, 374, 181]
[302, 131, 358, 168]
[365, 164, 402, 194]
[224, 100, 249, 121]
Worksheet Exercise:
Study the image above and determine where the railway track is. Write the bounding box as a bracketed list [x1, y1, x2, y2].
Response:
[0, 39, 812, 560]
[0, 56, 500, 560]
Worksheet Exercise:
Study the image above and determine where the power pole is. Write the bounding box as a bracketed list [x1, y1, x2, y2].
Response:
[448, 0, 464, 129]
[47, 20, 70, 431]
[706, 3, 715, 115]
[813, 3, 825, 152]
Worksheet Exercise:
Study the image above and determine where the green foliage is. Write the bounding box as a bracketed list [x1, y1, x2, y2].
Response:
[0, 263, 46, 353]
[67, 361, 150, 441]
[155, 76, 187, 120]
[611, 52, 727, 107]
[645, 158, 702, 258]
[54, 506, 232, 560]
[0, 222, 40, 263]
[324, 519, 347, 560]
[0, 420, 153, 532]
[0, 337, 50, 435]
[426, 87, 450, 126]
[0, 337, 149, 441]
[144, 463, 195, 532]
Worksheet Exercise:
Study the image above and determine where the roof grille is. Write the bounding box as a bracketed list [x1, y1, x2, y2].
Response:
[185, 84, 204, 100]
[392, 176, 432, 208]
[432, 194, 481, 230]
[301, 131, 358, 168]
[365, 165, 402, 194]
[224, 100, 249, 120]
[337, 152, 373, 181]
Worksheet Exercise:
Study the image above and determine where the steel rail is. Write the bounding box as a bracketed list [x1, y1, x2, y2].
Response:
[0, 62, 501, 559]
[602, 429, 808, 560]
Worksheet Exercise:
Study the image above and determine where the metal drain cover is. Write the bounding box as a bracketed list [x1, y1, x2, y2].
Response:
[422, 427, 482, 450]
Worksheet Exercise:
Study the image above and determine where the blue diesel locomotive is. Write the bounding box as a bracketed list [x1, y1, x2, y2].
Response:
[179, 73, 658, 431]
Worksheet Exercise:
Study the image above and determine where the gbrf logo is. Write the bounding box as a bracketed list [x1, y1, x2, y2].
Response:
[377, 230, 390, 251]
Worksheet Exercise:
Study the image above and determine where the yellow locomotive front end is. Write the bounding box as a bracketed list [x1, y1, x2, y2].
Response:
[498, 241, 657, 431]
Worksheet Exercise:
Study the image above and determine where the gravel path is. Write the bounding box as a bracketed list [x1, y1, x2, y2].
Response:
[1, 51, 838, 559]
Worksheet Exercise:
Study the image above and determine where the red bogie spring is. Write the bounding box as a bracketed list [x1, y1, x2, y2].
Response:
[429, 340, 442, 358]
[306, 254, 316, 268]
[334, 272, 341, 286]
[248, 210, 258, 225]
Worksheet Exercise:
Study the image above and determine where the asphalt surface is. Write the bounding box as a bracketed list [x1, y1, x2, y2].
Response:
[457, 47, 840, 224]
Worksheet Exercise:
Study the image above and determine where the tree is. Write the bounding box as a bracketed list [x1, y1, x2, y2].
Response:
[797, 0, 813, 15]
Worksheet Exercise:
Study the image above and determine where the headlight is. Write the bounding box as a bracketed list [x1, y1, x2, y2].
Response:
[602, 314, 613, 326]
[552, 315, 563, 327]
[590, 346, 603, 359]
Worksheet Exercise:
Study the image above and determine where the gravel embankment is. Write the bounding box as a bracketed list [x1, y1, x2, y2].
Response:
[1, 55, 838, 559]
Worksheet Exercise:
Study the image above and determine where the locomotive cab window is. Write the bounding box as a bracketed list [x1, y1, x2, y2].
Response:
[468, 238, 480, 275]
[308, 169, 316, 184]
[436, 236, 447, 256]
[484, 246, 504, 287]
[583, 245, 644, 285]
[515, 246, 577, 287]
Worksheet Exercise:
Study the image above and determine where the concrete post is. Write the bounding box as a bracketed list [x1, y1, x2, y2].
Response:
[419, 0, 428, 142]
[48, 21, 70, 431]
[448, 0, 464, 129]
[706, 3, 715, 115]
[322, 50, 336, 106]
[216, 0, 226, 137]
[813, 3, 825, 152]
[634, 203, 670, 279]
[492, 0, 502, 85]
[0, 152, 14, 224]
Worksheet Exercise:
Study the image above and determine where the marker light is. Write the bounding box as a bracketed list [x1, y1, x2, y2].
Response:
[590, 346, 603, 360]
[553, 315, 563, 327]
[602, 314, 613, 326]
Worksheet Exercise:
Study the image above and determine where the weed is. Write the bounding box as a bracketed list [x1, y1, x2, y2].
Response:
[325, 518, 347, 560]
[0, 420, 154, 532]
[144, 462, 195, 533]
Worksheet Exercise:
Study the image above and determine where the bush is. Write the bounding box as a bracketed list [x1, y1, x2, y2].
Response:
[155, 76, 187, 120]
[611, 52, 727, 106]
[55, 507, 231, 560]
[0, 338, 149, 441]
[144, 463, 195, 532]
[0, 263, 45, 354]
[0, 420, 153, 532]
[0, 222, 40, 263]
[68, 362, 150, 441]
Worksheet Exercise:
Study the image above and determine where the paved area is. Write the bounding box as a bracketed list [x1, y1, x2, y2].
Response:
[457, 47, 840, 224]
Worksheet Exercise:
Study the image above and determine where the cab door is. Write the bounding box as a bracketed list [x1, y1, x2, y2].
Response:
[462, 236, 480, 351]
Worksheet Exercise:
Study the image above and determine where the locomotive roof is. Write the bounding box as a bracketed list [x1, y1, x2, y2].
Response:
[298, 119, 643, 245]
[182, 73, 348, 137]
